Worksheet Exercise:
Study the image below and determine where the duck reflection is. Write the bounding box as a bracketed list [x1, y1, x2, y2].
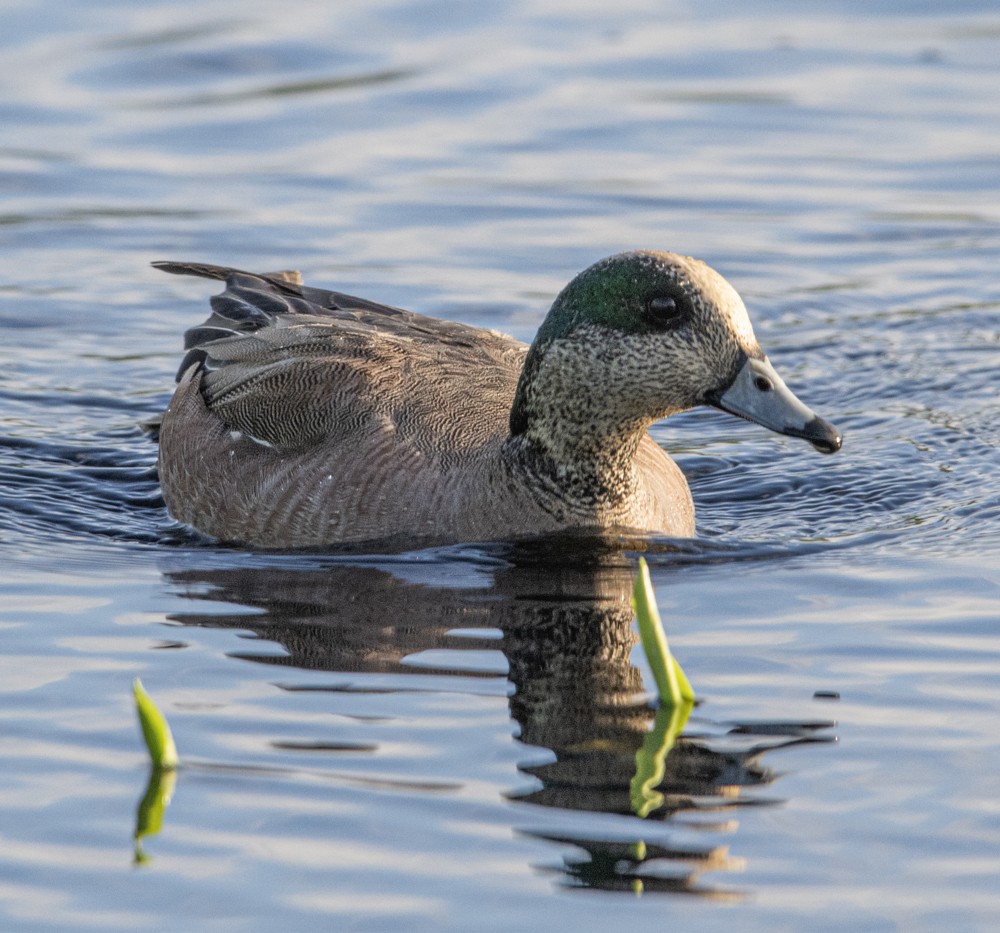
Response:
[162, 539, 832, 896]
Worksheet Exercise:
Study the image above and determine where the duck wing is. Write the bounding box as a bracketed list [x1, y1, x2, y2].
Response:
[155, 262, 527, 457]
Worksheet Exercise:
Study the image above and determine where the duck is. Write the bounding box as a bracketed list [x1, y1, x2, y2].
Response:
[154, 251, 841, 548]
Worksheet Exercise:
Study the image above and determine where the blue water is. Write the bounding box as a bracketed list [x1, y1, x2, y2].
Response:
[2, 1, 1000, 930]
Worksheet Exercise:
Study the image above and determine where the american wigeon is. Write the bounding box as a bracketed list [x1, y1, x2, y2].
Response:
[155, 251, 840, 547]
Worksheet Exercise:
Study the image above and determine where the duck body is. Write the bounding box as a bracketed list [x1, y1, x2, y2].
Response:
[156, 252, 840, 548]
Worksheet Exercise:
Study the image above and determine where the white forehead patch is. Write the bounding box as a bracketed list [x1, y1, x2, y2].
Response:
[675, 254, 758, 347]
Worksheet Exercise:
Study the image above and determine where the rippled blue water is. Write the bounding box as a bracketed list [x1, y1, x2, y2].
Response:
[2, 1, 1000, 929]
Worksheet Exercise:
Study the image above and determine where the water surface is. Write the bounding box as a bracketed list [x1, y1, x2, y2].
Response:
[2, 1, 1000, 930]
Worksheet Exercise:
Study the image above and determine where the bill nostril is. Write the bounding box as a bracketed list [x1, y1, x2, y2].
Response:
[754, 376, 773, 392]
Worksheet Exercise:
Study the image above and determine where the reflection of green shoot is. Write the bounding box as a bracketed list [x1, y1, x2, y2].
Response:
[134, 766, 177, 864]
[631, 703, 691, 818]
[132, 678, 178, 864]
[133, 678, 178, 770]
[631, 557, 694, 707]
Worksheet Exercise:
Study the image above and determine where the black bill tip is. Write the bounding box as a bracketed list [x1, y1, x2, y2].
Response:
[802, 416, 842, 454]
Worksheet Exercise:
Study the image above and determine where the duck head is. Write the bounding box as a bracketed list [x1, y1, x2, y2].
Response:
[510, 250, 842, 455]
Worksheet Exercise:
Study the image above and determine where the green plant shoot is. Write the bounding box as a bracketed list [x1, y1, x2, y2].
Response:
[631, 557, 694, 706]
[132, 678, 178, 770]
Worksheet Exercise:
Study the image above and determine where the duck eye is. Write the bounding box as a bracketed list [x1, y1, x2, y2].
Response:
[645, 293, 685, 327]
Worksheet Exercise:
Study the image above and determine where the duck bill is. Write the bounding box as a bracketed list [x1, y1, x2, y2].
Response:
[710, 356, 842, 454]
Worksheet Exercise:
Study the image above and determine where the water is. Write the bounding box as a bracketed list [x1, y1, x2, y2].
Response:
[2, 0, 1000, 929]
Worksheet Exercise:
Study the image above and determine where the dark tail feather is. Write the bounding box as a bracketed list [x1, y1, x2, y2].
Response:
[153, 261, 303, 289]
[153, 260, 243, 281]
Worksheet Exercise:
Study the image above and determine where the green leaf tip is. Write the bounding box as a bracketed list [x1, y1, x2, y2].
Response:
[631, 557, 695, 707]
[133, 678, 179, 770]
